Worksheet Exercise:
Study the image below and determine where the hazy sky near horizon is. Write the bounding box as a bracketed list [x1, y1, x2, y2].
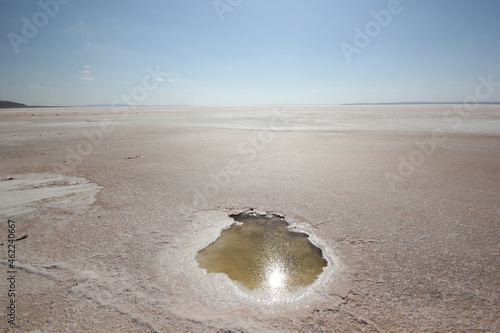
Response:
[1, 0, 500, 106]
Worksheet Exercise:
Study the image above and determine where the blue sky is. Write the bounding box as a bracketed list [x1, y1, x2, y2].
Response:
[1, 0, 499, 106]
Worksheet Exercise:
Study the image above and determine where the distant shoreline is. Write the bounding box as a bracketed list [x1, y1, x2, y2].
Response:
[0, 100, 67, 109]
[1, 100, 499, 109]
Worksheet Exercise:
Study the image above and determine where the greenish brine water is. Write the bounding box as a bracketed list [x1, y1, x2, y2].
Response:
[196, 214, 327, 292]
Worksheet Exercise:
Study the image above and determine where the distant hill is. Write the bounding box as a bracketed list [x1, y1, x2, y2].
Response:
[0, 100, 28, 108]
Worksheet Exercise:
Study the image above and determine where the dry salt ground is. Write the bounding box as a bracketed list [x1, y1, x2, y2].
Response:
[0, 174, 101, 218]
[0, 105, 499, 332]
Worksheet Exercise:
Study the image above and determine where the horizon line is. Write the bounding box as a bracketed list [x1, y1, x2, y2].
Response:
[2, 100, 500, 109]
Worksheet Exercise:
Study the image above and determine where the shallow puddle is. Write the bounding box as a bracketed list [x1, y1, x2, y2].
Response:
[196, 212, 327, 292]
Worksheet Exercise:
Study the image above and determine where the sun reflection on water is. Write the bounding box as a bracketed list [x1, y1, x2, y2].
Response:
[267, 265, 287, 290]
[196, 213, 328, 293]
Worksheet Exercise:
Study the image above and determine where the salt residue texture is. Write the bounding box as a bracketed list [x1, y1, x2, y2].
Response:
[159, 209, 342, 315]
[1, 106, 498, 331]
[0, 173, 102, 218]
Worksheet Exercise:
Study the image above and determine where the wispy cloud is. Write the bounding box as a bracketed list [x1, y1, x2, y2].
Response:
[167, 79, 175, 83]
[26, 84, 41, 89]
[155, 77, 165, 83]
[80, 65, 95, 83]
[87, 42, 100, 48]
